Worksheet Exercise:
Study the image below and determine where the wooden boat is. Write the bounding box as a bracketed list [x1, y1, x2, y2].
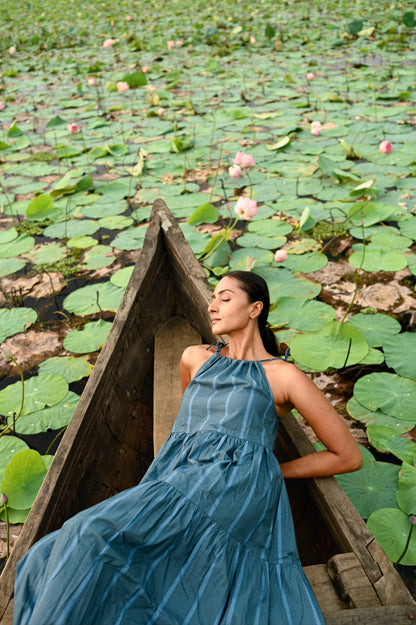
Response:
[0, 199, 414, 624]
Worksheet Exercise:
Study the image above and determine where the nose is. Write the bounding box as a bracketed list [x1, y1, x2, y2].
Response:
[208, 298, 217, 313]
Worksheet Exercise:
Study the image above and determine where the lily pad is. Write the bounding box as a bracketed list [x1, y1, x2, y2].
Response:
[397, 463, 416, 516]
[383, 333, 416, 380]
[111, 225, 148, 251]
[0, 257, 26, 277]
[335, 458, 399, 519]
[0, 436, 28, 484]
[110, 266, 134, 288]
[347, 201, 396, 227]
[0, 307, 37, 342]
[367, 426, 416, 464]
[63, 319, 112, 353]
[25, 243, 67, 265]
[353, 372, 416, 421]
[290, 321, 369, 370]
[26, 194, 60, 221]
[349, 244, 407, 272]
[0, 233, 35, 258]
[256, 267, 322, 300]
[38, 356, 92, 383]
[0, 449, 47, 510]
[248, 219, 293, 238]
[64, 282, 124, 315]
[14, 391, 80, 435]
[367, 508, 416, 565]
[237, 232, 286, 250]
[43, 219, 99, 240]
[67, 235, 98, 249]
[347, 397, 414, 434]
[282, 251, 328, 273]
[98, 215, 134, 230]
[269, 297, 336, 332]
[0, 374, 69, 418]
[82, 245, 114, 270]
[346, 312, 401, 347]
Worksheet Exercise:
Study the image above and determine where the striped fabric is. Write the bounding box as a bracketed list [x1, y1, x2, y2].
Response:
[13, 345, 325, 625]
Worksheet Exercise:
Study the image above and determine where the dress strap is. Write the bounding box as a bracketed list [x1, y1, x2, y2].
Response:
[206, 342, 227, 353]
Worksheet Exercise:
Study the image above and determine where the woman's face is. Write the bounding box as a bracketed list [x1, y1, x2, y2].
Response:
[208, 276, 258, 336]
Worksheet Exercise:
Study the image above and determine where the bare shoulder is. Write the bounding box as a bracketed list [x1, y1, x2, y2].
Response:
[263, 359, 315, 407]
[180, 344, 214, 390]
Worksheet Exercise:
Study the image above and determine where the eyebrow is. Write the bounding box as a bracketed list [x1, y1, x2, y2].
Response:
[212, 288, 234, 299]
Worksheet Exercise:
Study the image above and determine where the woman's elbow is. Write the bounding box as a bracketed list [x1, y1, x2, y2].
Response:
[341, 447, 363, 474]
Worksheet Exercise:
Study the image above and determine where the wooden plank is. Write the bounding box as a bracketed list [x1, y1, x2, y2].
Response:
[323, 605, 416, 625]
[327, 552, 381, 609]
[303, 564, 346, 613]
[154, 318, 201, 455]
[0, 600, 13, 625]
[367, 539, 415, 607]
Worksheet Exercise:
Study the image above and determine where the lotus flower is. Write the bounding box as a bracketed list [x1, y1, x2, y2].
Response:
[233, 151, 256, 168]
[379, 140, 392, 154]
[228, 164, 243, 179]
[274, 250, 288, 263]
[234, 197, 258, 220]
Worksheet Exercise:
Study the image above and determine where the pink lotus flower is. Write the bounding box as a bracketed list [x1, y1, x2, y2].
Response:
[126, 15, 132, 21]
[228, 164, 243, 179]
[234, 197, 258, 220]
[157, 108, 167, 116]
[167, 40, 175, 50]
[233, 151, 256, 168]
[103, 38, 115, 48]
[142, 66, 149, 73]
[249, 36, 256, 44]
[68, 123, 80, 134]
[88, 77, 97, 86]
[274, 250, 287, 263]
[9, 46, 16, 55]
[175, 40, 184, 47]
[310, 121, 322, 136]
[306, 72, 315, 81]
[379, 140, 392, 154]
[0, 102, 4, 111]
[117, 81, 129, 93]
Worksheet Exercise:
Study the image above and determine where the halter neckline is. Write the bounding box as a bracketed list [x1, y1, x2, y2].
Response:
[208, 342, 281, 363]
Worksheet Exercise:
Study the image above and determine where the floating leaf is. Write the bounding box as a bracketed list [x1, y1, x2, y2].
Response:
[0, 228, 18, 244]
[63, 319, 112, 353]
[290, 321, 369, 370]
[38, 356, 92, 383]
[282, 251, 328, 273]
[248, 219, 292, 238]
[367, 508, 416, 565]
[122, 71, 147, 88]
[110, 266, 134, 288]
[335, 459, 399, 519]
[0, 257, 26, 277]
[0, 374, 68, 417]
[0, 307, 37, 342]
[397, 463, 416, 516]
[25, 242, 66, 265]
[266, 136, 291, 151]
[347, 201, 396, 227]
[64, 282, 124, 315]
[14, 391, 80, 435]
[237, 232, 286, 250]
[98, 215, 134, 230]
[347, 397, 414, 434]
[349, 245, 407, 272]
[0, 449, 47, 510]
[383, 333, 416, 380]
[112, 225, 148, 251]
[0, 233, 35, 258]
[43, 219, 99, 240]
[187, 203, 218, 225]
[26, 194, 59, 221]
[367, 426, 416, 464]
[0, 436, 28, 484]
[354, 373, 416, 421]
[269, 297, 336, 332]
[346, 312, 401, 347]
[67, 235, 98, 249]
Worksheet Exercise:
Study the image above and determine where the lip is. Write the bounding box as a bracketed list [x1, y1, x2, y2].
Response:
[211, 319, 220, 324]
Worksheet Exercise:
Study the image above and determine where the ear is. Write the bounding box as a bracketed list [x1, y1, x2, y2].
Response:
[250, 301, 263, 319]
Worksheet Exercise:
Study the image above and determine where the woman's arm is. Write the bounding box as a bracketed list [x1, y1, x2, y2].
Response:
[179, 345, 212, 393]
[271, 363, 363, 478]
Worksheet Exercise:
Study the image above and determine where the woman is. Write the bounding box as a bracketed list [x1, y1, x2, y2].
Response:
[14, 271, 362, 625]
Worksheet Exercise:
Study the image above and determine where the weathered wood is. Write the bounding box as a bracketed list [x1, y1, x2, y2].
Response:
[153, 317, 201, 455]
[327, 552, 381, 609]
[303, 564, 346, 613]
[0, 602, 12, 625]
[367, 538, 415, 607]
[324, 605, 416, 625]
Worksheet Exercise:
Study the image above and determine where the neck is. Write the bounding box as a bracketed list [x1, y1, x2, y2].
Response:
[224, 328, 269, 361]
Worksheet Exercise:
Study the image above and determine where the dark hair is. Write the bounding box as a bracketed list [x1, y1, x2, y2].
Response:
[226, 270, 278, 356]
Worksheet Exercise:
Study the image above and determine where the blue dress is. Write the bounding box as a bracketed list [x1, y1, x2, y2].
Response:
[14, 344, 325, 625]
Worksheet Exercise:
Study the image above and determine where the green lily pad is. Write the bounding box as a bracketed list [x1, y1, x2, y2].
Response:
[179, 225, 211, 255]
[269, 297, 336, 332]
[354, 372, 416, 421]
[347, 397, 414, 433]
[67, 235, 98, 249]
[0, 257, 26, 277]
[0, 307, 37, 342]
[349, 245, 407, 272]
[0, 436, 29, 484]
[64, 282, 124, 315]
[0, 449, 47, 510]
[347, 201, 396, 227]
[43, 219, 99, 239]
[237, 232, 286, 250]
[110, 266, 134, 288]
[38, 356, 92, 383]
[383, 333, 416, 380]
[282, 251, 328, 273]
[248, 219, 293, 238]
[0, 233, 35, 258]
[26, 194, 60, 221]
[0, 374, 68, 418]
[63, 319, 112, 353]
[256, 267, 322, 300]
[98, 215, 134, 230]
[0, 228, 18, 244]
[290, 321, 369, 370]
[335, 458, 399, 519]
[82, 245, 114, 270]
[398, 463, 416, 516]
[399, 217, 416, 240]
[346, 312, 401, 347]
[367, 507, 416, 565]
[229, 247, 274, 270]
[25, 242, 67, 265]
[111, 225, 148, 251]
[367, 426, 416, 464]
[187, 202, 218, 225]
[14, 391, 80, 434]
[370, 231, 413, 251]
